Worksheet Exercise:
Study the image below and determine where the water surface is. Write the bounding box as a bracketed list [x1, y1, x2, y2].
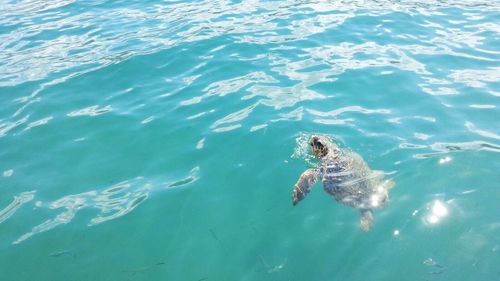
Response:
[1, 0, 499, 280]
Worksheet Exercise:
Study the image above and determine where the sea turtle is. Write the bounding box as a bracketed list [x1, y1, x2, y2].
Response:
[292, 135, 394, 231]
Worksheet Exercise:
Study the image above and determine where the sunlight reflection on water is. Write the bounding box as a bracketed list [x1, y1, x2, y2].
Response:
[3, 167, 200, 244]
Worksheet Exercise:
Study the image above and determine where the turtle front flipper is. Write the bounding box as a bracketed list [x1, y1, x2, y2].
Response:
[359, 209, 374, 231]
[292, 168, 320, 206]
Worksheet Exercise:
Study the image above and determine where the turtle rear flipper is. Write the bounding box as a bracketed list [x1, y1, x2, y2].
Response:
[359, 209, 374, 231]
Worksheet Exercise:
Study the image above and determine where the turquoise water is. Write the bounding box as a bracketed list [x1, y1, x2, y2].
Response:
[1, 0, 499, 280]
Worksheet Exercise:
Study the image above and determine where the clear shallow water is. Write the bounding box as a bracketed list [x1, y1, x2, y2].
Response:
[1, 0, 499, 280]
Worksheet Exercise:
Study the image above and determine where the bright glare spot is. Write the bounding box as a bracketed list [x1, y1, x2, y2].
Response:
[412, 210, 419, 216]
[423, 258, 437, 266]
[414, 133, 431, 140]
[427, 215, 439, 224]
[370, 194, 380, 207]
[425, 200, 449, 225]
[196, 138, 205, 150]
[393, 229, 400, 236]
[461, 189, 476, 195]
[432, 200, 448, 217]
[141, 116, 154, 124]
[439, 156, 452, 164]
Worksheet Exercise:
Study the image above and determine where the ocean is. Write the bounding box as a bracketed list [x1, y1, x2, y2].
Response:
[1, 0, 499, 280]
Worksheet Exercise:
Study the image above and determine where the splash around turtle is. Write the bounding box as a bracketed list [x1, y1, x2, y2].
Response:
[291, 133, 395, 231]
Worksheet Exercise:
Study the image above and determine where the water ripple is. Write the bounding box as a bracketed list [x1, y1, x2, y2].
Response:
[0, 115, 30, 138]
[1, 0, 498, 90]
[0, 0, 498, 145]
[246, 84, 325, 109]
[308, 106, 391, 117]
[23, 116, 53, 132]
[465, 122, 500, 140]
[180, 72, 277, 106]
[0, 191, 35, 225]
[211, 102, 259, 131]
[0, 0, 499, 279]
[67, 105, 113, 117]
[413, 141, 500, 159]
[12, 167, 200, 244]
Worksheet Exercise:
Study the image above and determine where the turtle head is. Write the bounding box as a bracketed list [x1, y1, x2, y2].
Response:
[310, 136, 329, 159]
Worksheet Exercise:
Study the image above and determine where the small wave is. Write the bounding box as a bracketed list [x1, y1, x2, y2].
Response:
[308, 106, 390, 125]
[3, 169, 14, 177]
[414, 133, 432, 140]
[245, 84, 325, 110]
[307, 106, 391, 118]
[210, 103, 259, 130]
[465, 122, 500, 140]
[212, 124, 242, 133]
[196, 138, 205, 150]
[67, 105, 113, 117]
[179, 72, 277, 106]
[186, 111, 209, 120]
[399, 143, 428, 149]
[430, 141, 500, 153]
[141, 116, 155, 124]
[469, 104, 496, 109]
[249, 124, 268, 132]
[413, 141, 500, 159]
[13, 167, 200, 244]
[449, 67, 500, 89]
[0, 191, 35, 225]
[270, 107, 304, 122]
[23, 116, 53, 132]
[0, 115, 29, 138]
[167, 167, 200, 188]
